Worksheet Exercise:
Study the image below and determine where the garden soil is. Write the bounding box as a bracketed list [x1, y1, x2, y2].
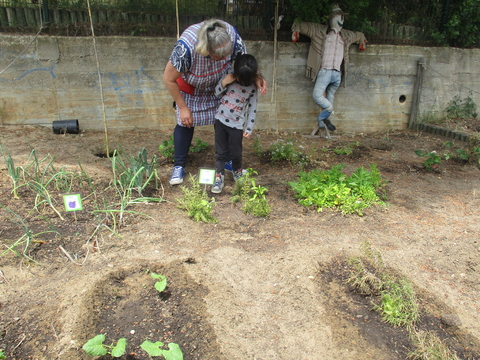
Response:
[0, 124, 479, 360]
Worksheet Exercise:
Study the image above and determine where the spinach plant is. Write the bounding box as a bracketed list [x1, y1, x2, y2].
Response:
[289, 164, 385, 215]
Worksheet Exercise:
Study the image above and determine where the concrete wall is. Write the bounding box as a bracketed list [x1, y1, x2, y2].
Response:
[0, 35, 479, 134]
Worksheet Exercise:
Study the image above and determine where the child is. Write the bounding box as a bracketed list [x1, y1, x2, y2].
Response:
[211, 54, 258, 194]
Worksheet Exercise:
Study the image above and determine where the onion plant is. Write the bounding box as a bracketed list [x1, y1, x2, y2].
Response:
[0, 204, 57, 263]
[1, 146, 23, 199]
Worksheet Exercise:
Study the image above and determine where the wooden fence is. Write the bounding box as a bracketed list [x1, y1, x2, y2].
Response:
[0, 5, 429, 45]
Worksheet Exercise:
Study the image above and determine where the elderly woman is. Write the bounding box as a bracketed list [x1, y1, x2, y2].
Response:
[164, 19, 267, 185]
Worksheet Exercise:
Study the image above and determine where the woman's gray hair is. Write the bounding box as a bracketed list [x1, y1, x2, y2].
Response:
[196, 19, 233, 58]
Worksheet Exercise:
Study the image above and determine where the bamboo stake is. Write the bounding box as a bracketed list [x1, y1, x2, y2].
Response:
[271, 0, 279, 134]
[86, 0, 110, 157]
[176, 0, 180, 39]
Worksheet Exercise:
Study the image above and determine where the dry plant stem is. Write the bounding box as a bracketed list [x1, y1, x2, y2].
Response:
[59, 244, 90, 266]
[0, 269, 9, 284]
[51, 324, 59, 340]
[86, 0, 109, 157]
[12, 333, 26, 351]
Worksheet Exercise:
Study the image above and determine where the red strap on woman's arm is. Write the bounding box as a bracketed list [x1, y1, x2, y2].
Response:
[176, 77, 195, 95]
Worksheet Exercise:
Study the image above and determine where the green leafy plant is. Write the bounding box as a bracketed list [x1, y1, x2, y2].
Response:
[177, 175, 217, 223]
[415, 150, 442, 171]
[159, 136, 175, 161]
[455, 148, 470, 161]
[289, 164, 385, 215]
[473, 146, 480, 166]
[373, 277, 419, 328]
[0, 350, 5, 359]
[267, 139, 309, 167]
[190, 137, 209, 153]
[231, 169, 270, 217]
[333, 145, 353, 155]
[140, 340, 184, 359]
[445, 93, 477, 120]
[150, 272, 167, 292]
[159, 137, 208, 162]
[82, 334, 126, 357]
[252, 135, 262, 157]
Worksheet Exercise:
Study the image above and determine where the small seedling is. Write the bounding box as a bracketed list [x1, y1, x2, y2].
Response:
[455, 148, 469, 161]
[159, 137, 208, 162]
[415, 150, 441, 171]
[252, 134, 263, 157]
[267, 139, 309, 167]
[333, 145, 353, 155]
[190, 137, 208, 153]
[82, 334, 126, 357]
[140, 340, 183, 359]
[151, 272, 167, 292]
[159, 136, 175, 161]
[231, 169, 270, 217]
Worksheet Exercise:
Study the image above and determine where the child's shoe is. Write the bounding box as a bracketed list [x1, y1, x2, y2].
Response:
[211, 174, 224, 194]
[233, 169, 245, 182]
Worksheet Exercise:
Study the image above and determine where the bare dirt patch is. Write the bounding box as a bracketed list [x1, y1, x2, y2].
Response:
[0, 125, 479, 359]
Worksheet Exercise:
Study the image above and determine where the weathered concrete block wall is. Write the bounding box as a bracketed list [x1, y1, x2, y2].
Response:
[0, 35, 479, 134]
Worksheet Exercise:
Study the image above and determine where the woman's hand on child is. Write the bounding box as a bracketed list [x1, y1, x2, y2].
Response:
[222, 73, 236, 87]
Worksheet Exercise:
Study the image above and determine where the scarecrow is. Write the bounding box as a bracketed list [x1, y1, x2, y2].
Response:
[292, 4, 367, 135]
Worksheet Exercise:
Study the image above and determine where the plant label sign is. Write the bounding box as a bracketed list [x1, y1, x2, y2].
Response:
[198, 168, 216, 185]
[63, 193, 83, 212]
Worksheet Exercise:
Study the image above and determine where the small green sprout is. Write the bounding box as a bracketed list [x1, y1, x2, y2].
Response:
[151, 272, 167, 293]
[140, 340, 184, 359]
[82, 334, 126, 357]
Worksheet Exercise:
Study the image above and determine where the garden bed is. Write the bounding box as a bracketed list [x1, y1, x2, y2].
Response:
[1, 125, 479, 359]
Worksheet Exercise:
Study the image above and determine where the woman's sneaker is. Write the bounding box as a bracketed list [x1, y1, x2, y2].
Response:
[169, 166, 184, 185]
[211, 174, 224, 194]
[233, 169, 244, 182]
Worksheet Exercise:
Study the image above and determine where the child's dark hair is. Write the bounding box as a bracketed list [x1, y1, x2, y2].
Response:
[234, 54, 258, 87]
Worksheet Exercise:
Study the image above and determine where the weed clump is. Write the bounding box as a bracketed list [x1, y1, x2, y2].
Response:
[345, 240, 460, 359]
[408, 330, 460, 360]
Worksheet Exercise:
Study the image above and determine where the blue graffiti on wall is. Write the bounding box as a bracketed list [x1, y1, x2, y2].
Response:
[0, 61, 56, 81]
[101, 68, 159, 106]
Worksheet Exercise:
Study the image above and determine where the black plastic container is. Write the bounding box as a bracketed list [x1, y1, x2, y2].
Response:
[52, 120, 79, 134]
